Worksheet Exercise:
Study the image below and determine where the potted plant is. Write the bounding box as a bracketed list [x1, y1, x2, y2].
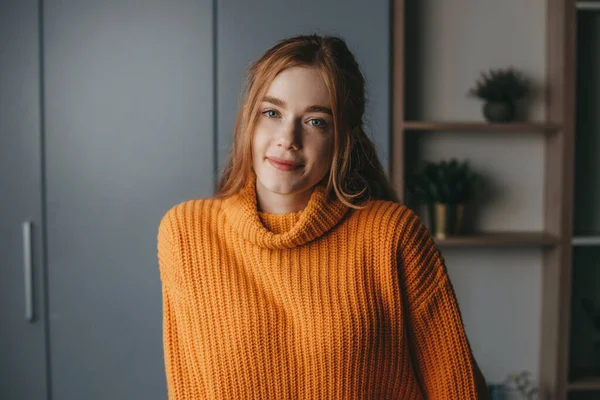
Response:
[503, 370, 539, 400]
[408, 158, 479, 239]
[487, 371, 539, 400]
[581, 297, 600, 374]
[468, 66, 531, 123]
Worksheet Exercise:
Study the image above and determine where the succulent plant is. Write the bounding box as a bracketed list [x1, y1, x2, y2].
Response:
[468, 66, 530, 102]
[408, 158, 479, 204]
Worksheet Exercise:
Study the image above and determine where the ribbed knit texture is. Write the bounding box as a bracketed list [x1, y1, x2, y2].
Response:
[157, 171, 489, 399]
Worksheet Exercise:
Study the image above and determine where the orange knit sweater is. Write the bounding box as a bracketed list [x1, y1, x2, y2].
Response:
[157, 172, 489, 399]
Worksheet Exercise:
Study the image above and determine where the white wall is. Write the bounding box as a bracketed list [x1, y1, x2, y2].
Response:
[406, 0, 547, 384]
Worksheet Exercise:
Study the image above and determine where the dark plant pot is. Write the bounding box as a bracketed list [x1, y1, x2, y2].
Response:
[483, 101, 516, 123]
[487, 384, 518, 400]
[427, 203, 465, 239]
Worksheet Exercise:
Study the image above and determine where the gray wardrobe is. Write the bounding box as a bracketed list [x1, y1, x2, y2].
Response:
[0, 0, 389, 399]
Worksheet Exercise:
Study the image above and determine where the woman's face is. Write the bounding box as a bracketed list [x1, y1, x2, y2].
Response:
[251, 66, 334, 197]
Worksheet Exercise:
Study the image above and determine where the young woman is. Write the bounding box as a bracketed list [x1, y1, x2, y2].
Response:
[157, 34, 489, 399]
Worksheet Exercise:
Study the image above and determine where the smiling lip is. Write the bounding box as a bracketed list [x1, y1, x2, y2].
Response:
[267, 157, 303, 171]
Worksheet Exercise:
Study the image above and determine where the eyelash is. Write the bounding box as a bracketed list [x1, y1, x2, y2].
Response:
[261, 109, 329, 130]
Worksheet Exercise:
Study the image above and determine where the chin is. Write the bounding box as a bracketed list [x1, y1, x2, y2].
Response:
[258, 174, 300, 195]
[256, 166, 309, 195]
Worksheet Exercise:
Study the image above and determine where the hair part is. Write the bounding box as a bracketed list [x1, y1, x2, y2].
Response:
[215, 33, 400, 208]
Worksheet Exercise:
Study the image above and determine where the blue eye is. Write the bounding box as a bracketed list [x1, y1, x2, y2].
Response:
[310, 119, 327, 128]
[263, 110, 279, 118]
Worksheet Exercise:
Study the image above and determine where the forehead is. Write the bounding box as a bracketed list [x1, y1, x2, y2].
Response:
[265, 66, 331, 106]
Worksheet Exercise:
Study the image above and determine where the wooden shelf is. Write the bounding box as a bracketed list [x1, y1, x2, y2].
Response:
[433, 232, 561, 247]
[568, 368, 600, 391]
[568, 377, 600, 391]
[577, 1, 600, 11]
[572, 236, 600, 246]
[403, 121, 561, 133]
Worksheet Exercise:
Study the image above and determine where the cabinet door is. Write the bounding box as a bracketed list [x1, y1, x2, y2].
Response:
[0, 1, 49, 399]
[43, 1, 214, 399]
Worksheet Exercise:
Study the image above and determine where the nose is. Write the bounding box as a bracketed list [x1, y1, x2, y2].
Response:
[275, 118, 302, 150]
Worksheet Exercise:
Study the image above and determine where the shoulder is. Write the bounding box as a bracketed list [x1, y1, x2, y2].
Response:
[158, 196, 225, 238]
[350, 199, 425, 233]
[352, 202, 448, 311]
[351, 199, 439, 256]
[346, 200, 435, 256]
[157, 197, 225, 283]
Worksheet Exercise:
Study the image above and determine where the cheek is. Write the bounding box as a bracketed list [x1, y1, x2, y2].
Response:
[313, 138, 334, 167]
[251, 129, 268, 159]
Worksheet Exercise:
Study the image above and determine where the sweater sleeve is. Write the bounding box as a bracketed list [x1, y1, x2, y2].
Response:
[396, 208, 489, 399]
[157, 210, 198, 399]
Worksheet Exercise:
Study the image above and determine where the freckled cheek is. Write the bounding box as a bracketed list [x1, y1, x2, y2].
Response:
[251, 129, 270, 160]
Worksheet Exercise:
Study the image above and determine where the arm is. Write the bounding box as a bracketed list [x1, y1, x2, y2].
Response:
[397, 209, 489, 399]
[157, 210, 197, 399]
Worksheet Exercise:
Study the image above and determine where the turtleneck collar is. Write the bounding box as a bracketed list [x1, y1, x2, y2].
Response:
[222, 171, 350, 249]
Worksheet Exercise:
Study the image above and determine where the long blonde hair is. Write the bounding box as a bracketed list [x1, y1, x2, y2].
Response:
[215, 34, 399, 209]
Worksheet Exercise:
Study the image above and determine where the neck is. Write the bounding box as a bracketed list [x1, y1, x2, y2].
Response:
[221, 170, 350, 249]
[255, 179, 314, 214]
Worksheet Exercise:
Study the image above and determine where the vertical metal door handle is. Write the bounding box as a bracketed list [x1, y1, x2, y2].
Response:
[22, 221, 33, 322]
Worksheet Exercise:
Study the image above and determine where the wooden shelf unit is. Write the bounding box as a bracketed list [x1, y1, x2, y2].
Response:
[568, 377, 600, 392]
[568, 368, 600, 391]
[403, 121, 562, 133]
[392, 1, 578, 399]
[434, 232, 561, 247]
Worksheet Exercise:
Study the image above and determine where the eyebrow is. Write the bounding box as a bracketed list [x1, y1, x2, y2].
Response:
[262, 96, 333, 116]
